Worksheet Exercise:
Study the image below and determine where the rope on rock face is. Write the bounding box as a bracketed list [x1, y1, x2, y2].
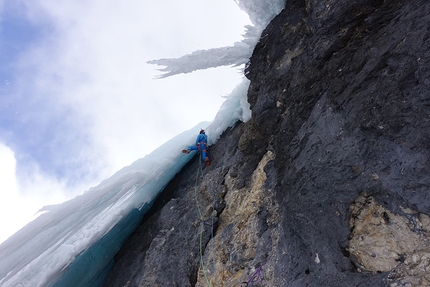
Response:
[194, 156, 211, 287]
[194, 151, 219, 287]
[211, 187, 220, 287]
[198, 155, 220, 287]
[193, 150, 268, 287]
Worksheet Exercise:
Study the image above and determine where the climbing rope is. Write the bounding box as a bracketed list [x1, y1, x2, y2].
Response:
[194, 157, 211, 287]
[193, 151, 268, 287]
[198, 155, 220, 287]
[194, 152, 219, 287]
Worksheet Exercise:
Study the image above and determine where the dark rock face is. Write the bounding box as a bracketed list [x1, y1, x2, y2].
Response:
[105, 0, 430, 286]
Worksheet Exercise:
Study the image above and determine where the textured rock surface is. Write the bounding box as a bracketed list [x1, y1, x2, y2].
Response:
[349, 193, 430, 285]
[104, 0, 430, 286]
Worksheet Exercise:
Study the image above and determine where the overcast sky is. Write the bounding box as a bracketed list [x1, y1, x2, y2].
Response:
[0, 0, 251, 243]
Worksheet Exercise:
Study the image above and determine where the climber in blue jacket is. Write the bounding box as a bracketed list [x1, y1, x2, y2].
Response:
[182, 129, 210, 166]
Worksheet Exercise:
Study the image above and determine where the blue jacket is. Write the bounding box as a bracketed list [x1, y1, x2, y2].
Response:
[196, 133, 208, 145]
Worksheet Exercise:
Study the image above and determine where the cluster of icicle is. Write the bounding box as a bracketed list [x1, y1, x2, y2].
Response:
[148, 0, 287, 78]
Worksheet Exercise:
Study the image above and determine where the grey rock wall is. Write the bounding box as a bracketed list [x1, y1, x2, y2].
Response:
[105, 0, 430, 286]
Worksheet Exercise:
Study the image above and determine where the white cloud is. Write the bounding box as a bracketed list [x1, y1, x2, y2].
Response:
[0, 142, 97, 243]
[0, 144, 39, 243]
[0, 143, 18, 194]
[0, 0, 252, 240]
[11, 0, 251, 177]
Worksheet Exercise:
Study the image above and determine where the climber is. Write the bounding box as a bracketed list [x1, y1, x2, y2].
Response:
[182, 129, 210, 166]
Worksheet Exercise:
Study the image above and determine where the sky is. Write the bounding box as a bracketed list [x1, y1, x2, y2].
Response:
[0, 0, 252, 243]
